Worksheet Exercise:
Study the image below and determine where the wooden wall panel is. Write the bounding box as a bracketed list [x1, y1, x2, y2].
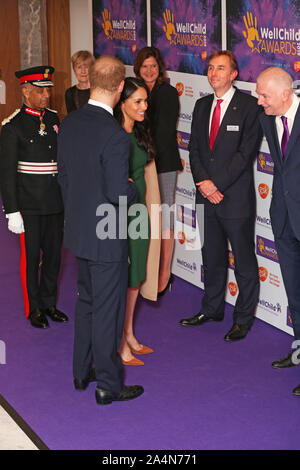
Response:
[46, 0, 71, 120]
[0, 0, 21, 127]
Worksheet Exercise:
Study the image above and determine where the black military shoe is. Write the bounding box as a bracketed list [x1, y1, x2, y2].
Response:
[43, 306, 69, 323]
[29, 308, 49, 329]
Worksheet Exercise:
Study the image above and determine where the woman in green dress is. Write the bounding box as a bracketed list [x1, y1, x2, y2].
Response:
[114, 77, 157, 365]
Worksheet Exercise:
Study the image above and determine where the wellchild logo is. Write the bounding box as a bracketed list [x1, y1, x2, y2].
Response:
[163, 8, 206, 48]
[177, 131, 190, 151]
[179, 112, 192, 122]
[256, 215, 272, 229]
[176, 257, 194, 272]
[259, 298, 282, 314]
[101, 8, 136, 41]
[0, 340, 6, 365]
[176, 204, 196, 228]
[176, 185, 196, 200]
[287, 306, 293, 328]
[257, 152, 274, 175]
[243, 10, 300, 56]
[228, 251, 235, 270]
[256, 236, 279, 263]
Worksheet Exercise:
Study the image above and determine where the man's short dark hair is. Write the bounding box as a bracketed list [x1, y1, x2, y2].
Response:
[208, 50, 239, 75]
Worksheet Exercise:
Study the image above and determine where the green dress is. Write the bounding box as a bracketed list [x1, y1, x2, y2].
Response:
[128, 133, 150, 288]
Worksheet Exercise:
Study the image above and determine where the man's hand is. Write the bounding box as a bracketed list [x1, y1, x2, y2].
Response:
[6, 212, 25, 234]
[196, 180, 224, 204]
[196, 180, 217, 197]
[207, 190, 224, 205]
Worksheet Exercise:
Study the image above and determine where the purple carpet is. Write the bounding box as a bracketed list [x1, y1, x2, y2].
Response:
[0, 208, 299, 450]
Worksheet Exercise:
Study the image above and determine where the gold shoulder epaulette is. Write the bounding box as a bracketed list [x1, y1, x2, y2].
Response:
[2, 109, 21, 126]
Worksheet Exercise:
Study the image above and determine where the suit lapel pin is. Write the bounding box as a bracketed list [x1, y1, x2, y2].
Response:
[233, 106, 237, 110]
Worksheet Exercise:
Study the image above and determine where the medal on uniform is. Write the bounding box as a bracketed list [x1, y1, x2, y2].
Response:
[38, 110, 47, 136]
[25, 106, 47, 136]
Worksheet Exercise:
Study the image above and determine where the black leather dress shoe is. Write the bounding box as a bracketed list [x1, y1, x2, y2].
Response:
[29, 308, 49, 329]
[95, 385, 144, 405]
[179, 313, 222, 327]
[272, 351, 300, 369]
[74, 367, 97, 391]
[292, 384, 300, 396]
[43, 306, 69, 322]
[224, 323, 249, 342]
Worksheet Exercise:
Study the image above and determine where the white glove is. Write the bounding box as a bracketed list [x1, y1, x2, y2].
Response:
[6, 212, 25, 234]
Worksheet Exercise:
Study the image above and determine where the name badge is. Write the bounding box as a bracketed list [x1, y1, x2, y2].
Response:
[227, 125, 239, 131]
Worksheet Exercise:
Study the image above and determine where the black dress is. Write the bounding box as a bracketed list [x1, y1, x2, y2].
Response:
[148, 81, 182, 174]
[65, 85, 90, 113]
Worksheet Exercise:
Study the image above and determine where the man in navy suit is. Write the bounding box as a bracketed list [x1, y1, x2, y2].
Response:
[58, 56, 143, 405]
[257, 67, 300, 396]
[180, 50, 262, 342]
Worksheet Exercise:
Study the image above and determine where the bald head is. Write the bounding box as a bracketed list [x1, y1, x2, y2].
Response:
[256, 67, 294, 115]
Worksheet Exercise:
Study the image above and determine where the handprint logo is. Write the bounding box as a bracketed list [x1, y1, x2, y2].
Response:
[102, 9, 113, 38]
[163, 9, 177, 44]
[243, 11, 261, 52]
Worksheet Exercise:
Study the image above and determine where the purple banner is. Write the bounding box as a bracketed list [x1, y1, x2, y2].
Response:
[176, 204, 196, 228]
[177, 130, 190, 151]
[287, 307, 293, 328]
[257, 151, 274, 175]
[227, 0, 300, 82]
[151, 0, 221, 74]
[256, 235, 279, 263]
[93, 0, 147, 65]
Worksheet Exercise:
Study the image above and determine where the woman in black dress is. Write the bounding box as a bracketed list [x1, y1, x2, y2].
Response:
[65, 50, 94, 113]
[134, 47, 182, 296]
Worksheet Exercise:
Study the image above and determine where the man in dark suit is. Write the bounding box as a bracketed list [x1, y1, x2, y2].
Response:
[0, 66, 68, 329]
[58, 56, 143, 405]
[257, 67, 300, 396]
[180, 50, 262, 341]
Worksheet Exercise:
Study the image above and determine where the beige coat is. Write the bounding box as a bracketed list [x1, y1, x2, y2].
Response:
[139, 158, 161, 301]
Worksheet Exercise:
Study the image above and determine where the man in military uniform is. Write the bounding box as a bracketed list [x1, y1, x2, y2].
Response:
[0, 66, 68, 328]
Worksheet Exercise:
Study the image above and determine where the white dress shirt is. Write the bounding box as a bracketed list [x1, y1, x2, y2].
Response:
[209, 86, 236, 134]
[275, 93, 300, 147]
[88, 99, 113, 116]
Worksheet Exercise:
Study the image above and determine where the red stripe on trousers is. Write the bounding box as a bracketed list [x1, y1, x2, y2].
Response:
[19, 233, 30, 318]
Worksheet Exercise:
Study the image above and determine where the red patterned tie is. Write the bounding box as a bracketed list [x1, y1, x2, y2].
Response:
[209, 99, 223, 151]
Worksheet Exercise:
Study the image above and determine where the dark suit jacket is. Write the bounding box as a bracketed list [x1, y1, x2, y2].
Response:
[57, 103, 137, 262]
[189, 88, 263, 218]
[260, 103, 300, 240]
[149, 81, 182, 173]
